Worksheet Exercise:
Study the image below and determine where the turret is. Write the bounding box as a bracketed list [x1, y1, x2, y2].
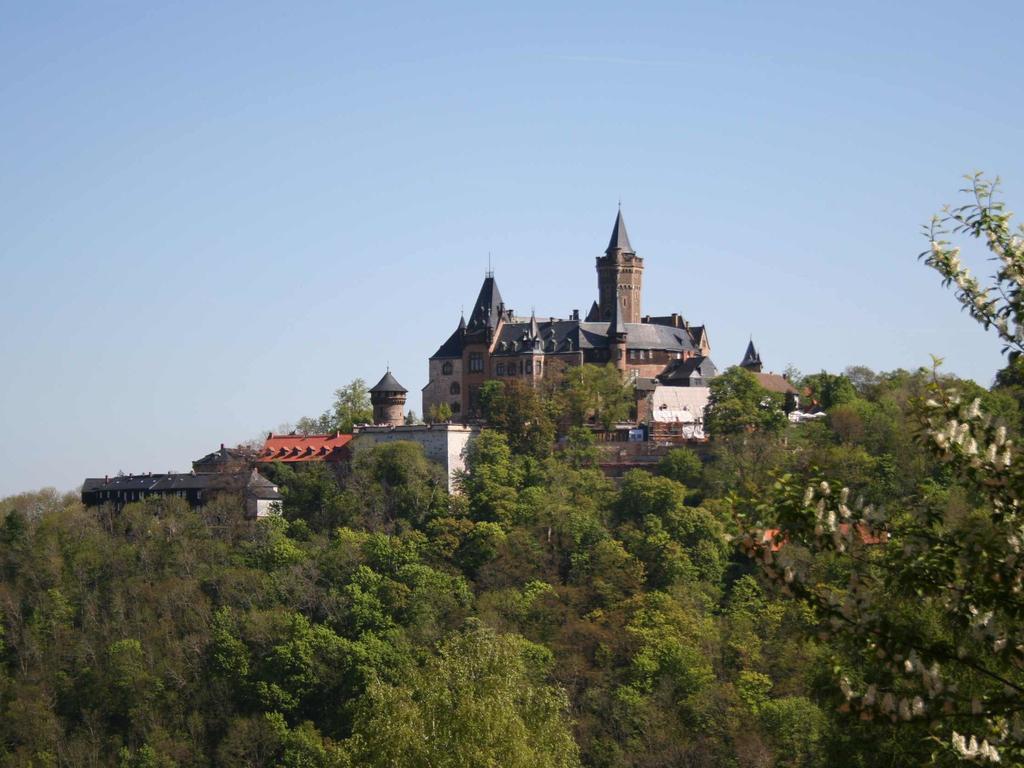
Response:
[370, 370, 408, 427]
[596, 206, 644, 324]
[740, 339, 763, 373]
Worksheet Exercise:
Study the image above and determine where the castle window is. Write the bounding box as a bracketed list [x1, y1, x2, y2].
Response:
[452, 402, 461, 414]
[469, 353, 484, 372]
[525, 360, 533, 374]
[496, 363, 505, 375]
[441, 361, 453, 375]
[450, 382, 461, 395]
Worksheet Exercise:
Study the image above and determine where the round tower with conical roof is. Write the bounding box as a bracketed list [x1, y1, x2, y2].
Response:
[370, 370, 408, 427]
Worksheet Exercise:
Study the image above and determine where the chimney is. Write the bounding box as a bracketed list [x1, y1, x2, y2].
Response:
[104, 474, 109, 484]
[220, 442, 225, 450]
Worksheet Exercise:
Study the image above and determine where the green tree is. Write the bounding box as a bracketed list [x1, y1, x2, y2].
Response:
[743, 175, 1024, 764]
[331, 379, 373, 433]
[560, 364, 632, 431]
[705, 366, 786, 436]
[803, 371, 858, 409]
[427, 401, 453, 424]
[657, 447, 703, 489]
[480, 379, 557, 457]
[346, 627, 580, 768]
[296, 378, 373, 434]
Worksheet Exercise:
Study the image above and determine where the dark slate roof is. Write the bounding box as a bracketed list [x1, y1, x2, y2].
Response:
[466, 275, 504, 333]
[741, 340, 762, 369]
[82, 470, 282, 499]
[493, 319, 580, 355]
[193, 445, 252, 470]
[658, 355, 719, 384]
[619, 322, 696, 352]
[606, 208, 633, 253]
[370, 371, 407, 393]
[431, 320, 466, 359]
[491, 319, 698, 355]
[585, 300, 600, 321]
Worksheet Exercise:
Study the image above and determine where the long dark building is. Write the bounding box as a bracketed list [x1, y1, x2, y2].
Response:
[81, 468, 282, 518]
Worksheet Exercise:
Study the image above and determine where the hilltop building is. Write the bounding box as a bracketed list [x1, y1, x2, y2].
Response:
[81, 468, 282, 518]
[192, 443, 256, 474]
[422, 209, 714, 421]
[370, 370, 408, 427]
[352, 422, 479, 492]
[257, 433, 354, 465]
[739, 339, 800, 411]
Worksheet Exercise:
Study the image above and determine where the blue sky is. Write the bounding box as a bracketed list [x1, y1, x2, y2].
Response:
[2, 1, 1023, 495]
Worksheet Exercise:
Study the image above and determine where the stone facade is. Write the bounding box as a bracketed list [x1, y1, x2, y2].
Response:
[351, 423, 479, 492]
[422, 356, 464, 419]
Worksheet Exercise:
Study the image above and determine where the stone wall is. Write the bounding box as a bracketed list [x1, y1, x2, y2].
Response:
[351, 424, 479, 492]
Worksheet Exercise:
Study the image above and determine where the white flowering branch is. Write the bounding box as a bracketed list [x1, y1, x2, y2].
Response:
[739, 175, 1024, 765]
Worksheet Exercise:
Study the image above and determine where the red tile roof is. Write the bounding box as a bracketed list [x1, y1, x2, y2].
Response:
[257, 433, 353, 463]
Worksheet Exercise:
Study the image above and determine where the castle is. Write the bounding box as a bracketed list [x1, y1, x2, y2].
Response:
[422, 209, 717, 422]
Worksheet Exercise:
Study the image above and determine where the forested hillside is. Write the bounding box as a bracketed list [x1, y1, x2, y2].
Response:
[2, 178, 1023, 767]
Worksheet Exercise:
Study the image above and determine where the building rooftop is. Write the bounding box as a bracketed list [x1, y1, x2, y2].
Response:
[258, 433, 353, 463]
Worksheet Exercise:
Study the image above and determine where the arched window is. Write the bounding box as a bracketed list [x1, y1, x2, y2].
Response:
[441, 361, 453, 375]
[450, 381, 461, 395]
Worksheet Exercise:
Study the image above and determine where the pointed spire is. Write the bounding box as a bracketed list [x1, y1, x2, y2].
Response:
[458, 312, 466, 331]
[740, 339, 762, 372]
[585, 300, 600, 322]
[466, 274, 504, 332]
[606, 207, 633, 254]
[529, 309, 540, 341]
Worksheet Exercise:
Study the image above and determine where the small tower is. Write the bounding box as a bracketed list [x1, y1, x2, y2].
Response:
[596, 207, 644, 324]
[370, 370, 408, 427]
[740, 339, 763, 373]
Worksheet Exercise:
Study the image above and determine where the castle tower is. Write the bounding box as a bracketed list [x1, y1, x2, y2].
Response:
[370, 370, 408, 427]
[740, 339, 763, 373]
[596, 207, 643, 324]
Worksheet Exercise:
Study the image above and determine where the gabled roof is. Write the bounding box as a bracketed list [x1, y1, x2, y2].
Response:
[258, 433, 353, 463]
[753, 372, 798, 395]
[585, 300, 600, 322]
[466, 275, 504, 333]
[658, 356, 718, 384]
[192, 444, 253, 472]
[606, 208, 633, 253]
[371, 371, 407, 393]
[741, 339, 762, 369]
